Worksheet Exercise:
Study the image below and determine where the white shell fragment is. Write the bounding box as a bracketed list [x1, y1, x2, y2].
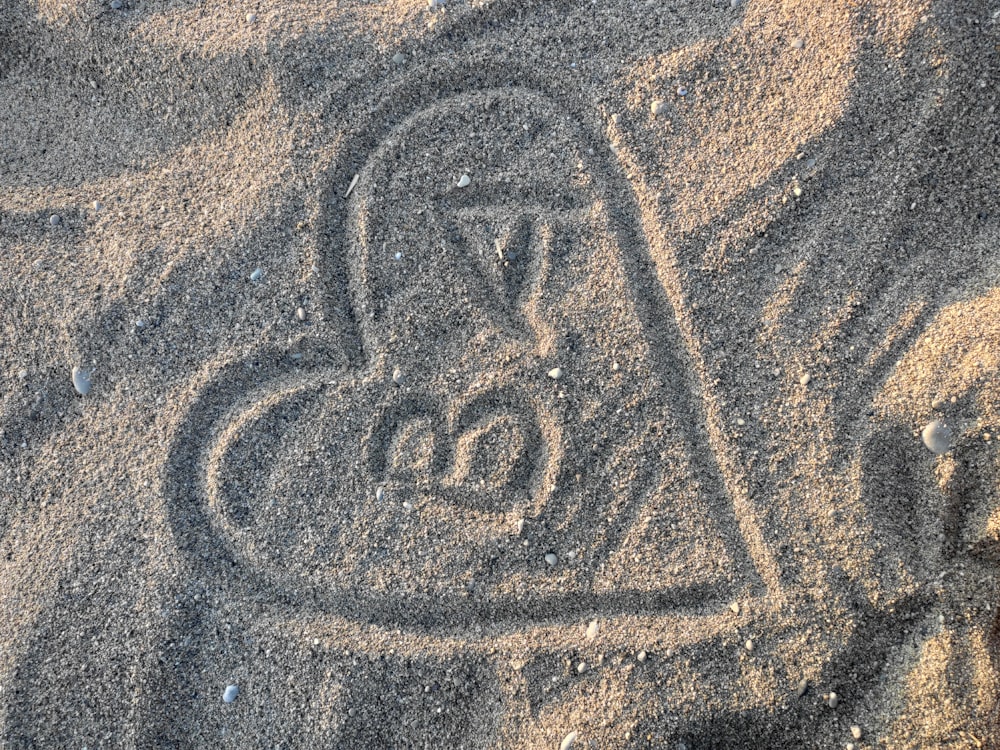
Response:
[921, 420, 953, 455]
[344, 173, 360, 198]
[586, 619, 599, 640]
[456, 174, 471, 188]
[650, 100, 667, 116]
[72, 367, 91, 396]
[249, 267, 263, 282]
[547, 367, 563, 380]
[559, 731, 578, 750]
[223, 684, 239, 703]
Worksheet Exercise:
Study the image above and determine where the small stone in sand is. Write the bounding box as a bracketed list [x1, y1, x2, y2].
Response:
[110, 0, 122, 8]
[392, 367, 405, 385]
[637, 650, 647, 663]
[392, 52, 406, 64]
[827, 691, 839, 709]
[745, 639, 754, 652]
[796, 679, 809, 697]
[576, 661, 588, 674]
[296, 307, 306, 321]
[403, 501, 413, 511]
[560, 732, 578, 750]
[676, 85, 688, 96]
[544, 552, 558, 566]
[246, 12, 256, 23]
[729, 602, 740, 615]
[586, 620, 599, 640]
[376, 486, 385, 502]
[547, 367, 563, 380]
[223, 684, 239, 703]
[793, 185, 803, 197]
[850, 725, 862, 740]
[249, 267, 263, 282]
[93, 201, 102, 211]
[921, 420, 952, 454]
[72, 367, 91, 396]
[17, 369, 28, 380]
[799, 373, 811, 386]
[791, 37, 805, 50]
[457, 174, 471, 188]
[49, 214, 61, 226]
[736, 418, 746, 426]
[650, 100, 667, 116]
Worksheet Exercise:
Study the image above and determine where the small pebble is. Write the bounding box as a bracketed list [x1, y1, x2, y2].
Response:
[392, 366, 404, 385]
[49, 214, 61, 226]
[736, 418, 746, 426]
[586, 620, 599, 640]
[828, 691, 839, 709]
[249, 267, 263, 282]
[796, 678, 809, 697]
[850, 725, 862, 740]
[547, 367, 563, 380]
[456, 174, 471, 188]
[744, 639, 754, 652]
[791, 37, 805, 50]
[376, 486, 385, 502]
[846, 744, 855, 750]
[544, 552, 558, 566]
[110, 0, 122, 8]
[576, 662, 588, 674]
[222, 684, 239, 703]
[92, 200, 102, 211]
[636, 650, 647, 663]
[391, 52, 406, 64]
[676, 85, 688, 96]
[730, 0, 740, 7]
[402, 501, 413, 511]
[71, 367, 91, 396]
[650, 100, 667, 116]
[799, 372, 811, 385]
[246, 12, 256, 23]
[560, 732, 578, 750]
[611, 113, 621, 125]
[729, 602, 740, 615]
[792, 185, 803, 197]
[17, 369, 28, 380]
[296, 306, 306, 321]
[921, 420, 953, 454]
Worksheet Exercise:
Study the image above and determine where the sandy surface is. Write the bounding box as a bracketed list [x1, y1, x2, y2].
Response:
[1, 0, 998, 747]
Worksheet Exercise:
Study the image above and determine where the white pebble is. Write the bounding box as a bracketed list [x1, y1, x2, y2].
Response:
[850, 725, 862, 740]
[223, 684, 239, 703]
[650, 100, 667, 116]
[637, 650, 647, 663]
[799, 373, 811, 385]
[793, 185, 803, 198]
[729, 602, 740, 615]
[391, 52, 406, 64]
[576, 661, 588, 674]
[92, 201, 102, 211]
[586, 620, 599, 640]
[921, 420, 953, 454]
[744, 639, 754, 652]
[676, 85, 688, 96]
[109, 0, 122, 9]
[547, 367, 563, 380]
[828, 691, 839, 708]
[544, 552, 558, 566]
[71, 367, 91, 396]
[246, 12, 256, 23]
[296, 306, 306, 321]
[403, 501, 413, 511]
[249, 267, 263, 282]
[791, 37, 805, 50]
[736, 418, 746, 426]
[559, 732, 578, 750]
[49, 214, 61, 226]
[456, 174, 471, 188]
[392, 366, 405, 385]
[376, 486, 385, 502]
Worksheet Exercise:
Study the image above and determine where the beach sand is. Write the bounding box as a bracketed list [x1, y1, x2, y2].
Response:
[1, 0, 998, 747]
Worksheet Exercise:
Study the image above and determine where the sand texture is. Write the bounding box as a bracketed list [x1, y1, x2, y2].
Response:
[1, 0, 999, 747]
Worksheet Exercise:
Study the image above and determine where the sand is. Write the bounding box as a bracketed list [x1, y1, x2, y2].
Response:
[1, 0, 998, 747]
